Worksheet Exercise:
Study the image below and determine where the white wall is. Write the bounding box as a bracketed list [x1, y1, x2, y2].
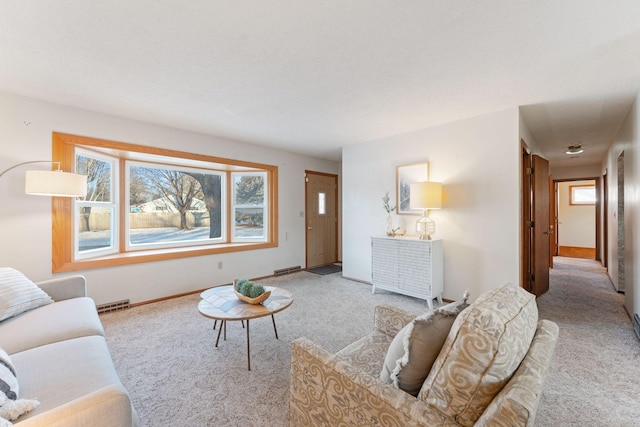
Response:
[343, 108, 521, 302]
[557, 180, 596, 248]
[0, 92, 340, 305]
[551, 164, 601, 180]
[603, 92, 639, 318]
[519, 112, 542, 154]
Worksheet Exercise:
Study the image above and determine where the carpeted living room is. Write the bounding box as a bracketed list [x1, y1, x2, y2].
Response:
[2, 2, 640, 427]
[96, 257, 640, 426]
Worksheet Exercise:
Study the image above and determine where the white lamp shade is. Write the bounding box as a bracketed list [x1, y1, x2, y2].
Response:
[410, 182, 442, 210]
[25, 170, 87, 197]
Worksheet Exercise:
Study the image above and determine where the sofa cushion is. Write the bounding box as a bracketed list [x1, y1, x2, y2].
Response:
[379, 292, 470, 396]
[0, 268, 53, 322]
[336, 331, 394, 377]
[10, 336, 133, 424]
[0, 347, 39, 423]
[474, 319, 560, 427]
[418, 284, 538, 426]
[0, 297, 104, 355]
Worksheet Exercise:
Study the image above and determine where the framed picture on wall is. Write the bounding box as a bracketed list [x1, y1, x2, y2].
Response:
[396, 162, 429, 214]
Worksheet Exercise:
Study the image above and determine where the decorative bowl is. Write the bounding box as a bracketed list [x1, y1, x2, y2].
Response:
[233, 280, 271, 305]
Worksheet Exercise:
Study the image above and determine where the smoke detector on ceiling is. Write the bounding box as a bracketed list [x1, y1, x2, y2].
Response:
[565, 144, 584, 155]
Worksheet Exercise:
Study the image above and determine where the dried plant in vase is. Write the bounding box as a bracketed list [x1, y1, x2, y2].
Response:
[382, 192, 397, 236]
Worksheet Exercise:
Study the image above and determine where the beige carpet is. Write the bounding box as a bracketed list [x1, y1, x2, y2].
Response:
[535, 257, 640, 426]
[100, 257, 640, 426]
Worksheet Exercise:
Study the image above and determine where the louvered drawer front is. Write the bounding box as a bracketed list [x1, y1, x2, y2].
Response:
[372, 237, 442, 306]
[372, 237, 399, 288]
[398, 240, 432, 293]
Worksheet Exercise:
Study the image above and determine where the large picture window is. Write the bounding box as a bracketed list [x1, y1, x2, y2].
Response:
[126, 163, 226, 250]
[52, 133, 278, 272]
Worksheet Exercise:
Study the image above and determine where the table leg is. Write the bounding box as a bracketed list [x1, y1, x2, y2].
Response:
[213, 320, 217, 330]
[271, 314, 279, 339]
[246, 319, 251, 371]
[215, 320, 224, 347]
[224, 320, 227, 341]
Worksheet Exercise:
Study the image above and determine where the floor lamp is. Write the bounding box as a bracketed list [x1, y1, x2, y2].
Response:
[0, 161, 87, 197]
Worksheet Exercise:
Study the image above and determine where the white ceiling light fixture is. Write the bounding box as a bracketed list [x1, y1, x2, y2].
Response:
[565, 144, 584, 155]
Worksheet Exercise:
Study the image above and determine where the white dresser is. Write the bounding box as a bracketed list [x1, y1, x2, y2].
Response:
[371, 236, 443, 308]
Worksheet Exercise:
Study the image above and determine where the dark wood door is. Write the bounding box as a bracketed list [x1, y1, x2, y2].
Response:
[549, 177, 556, 268]
[531, 155, 551, 296]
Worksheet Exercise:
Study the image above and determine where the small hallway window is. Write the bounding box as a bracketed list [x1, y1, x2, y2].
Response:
[570, 185, 596, 205]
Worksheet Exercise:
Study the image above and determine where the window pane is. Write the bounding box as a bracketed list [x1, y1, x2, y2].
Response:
[235, 207, 264, 237]
[571, 186, 596, 205]
[232, 172, 267, 241]
[318, 192, 326, 215]
[76, 155, 111, 202]
[234, 175, 264, 205]
[78, 206, 112, 252]
[128, 165, 223, 246]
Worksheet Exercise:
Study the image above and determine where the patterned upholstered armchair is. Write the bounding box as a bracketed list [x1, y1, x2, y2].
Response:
[289, 284, 559, 426]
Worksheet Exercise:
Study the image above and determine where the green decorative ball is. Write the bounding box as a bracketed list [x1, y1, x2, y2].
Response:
[248, 284, 265, 298]
[235, 279, 265, 298]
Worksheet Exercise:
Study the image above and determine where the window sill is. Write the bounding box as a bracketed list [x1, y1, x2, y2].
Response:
[53, 241, 277, 273]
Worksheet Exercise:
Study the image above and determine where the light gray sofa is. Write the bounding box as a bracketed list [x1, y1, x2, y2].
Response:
[0, 275, 138, 427]
[290, 284, 559, 426]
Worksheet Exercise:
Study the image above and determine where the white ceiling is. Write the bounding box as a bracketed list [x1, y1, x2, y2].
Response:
[1, 1, 640, 167]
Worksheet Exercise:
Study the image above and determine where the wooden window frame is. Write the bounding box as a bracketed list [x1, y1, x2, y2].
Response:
[52, 132, 278, 273]
[569, 184, 596, 206]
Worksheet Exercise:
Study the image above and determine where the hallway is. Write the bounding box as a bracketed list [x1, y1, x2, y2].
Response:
[534, 257, 640, 426]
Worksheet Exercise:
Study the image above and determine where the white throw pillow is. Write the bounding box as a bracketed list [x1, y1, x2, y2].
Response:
[380, 291, 470, 396]
[0, 268, 53, 322]
[0, 347, 39, 424]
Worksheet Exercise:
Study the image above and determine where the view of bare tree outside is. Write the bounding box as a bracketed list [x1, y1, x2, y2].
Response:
[75, 159, 267, 252]
[134, 167, 201, 230]
[233, 174, 265, 238]
[186, 173, 222, 238]
[76, 154, 114, 253]
[127, 165, 224, 247]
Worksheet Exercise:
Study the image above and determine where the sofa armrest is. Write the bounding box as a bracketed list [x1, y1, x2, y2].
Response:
[475, 319, 560, 427]
[373, 304, 417, 338]
[35, 275, 87, 301]
[289, 337, 458, 427]
[16, 384, 137, 427]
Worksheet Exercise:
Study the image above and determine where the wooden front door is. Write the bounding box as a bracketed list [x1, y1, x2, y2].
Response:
[305, 171, 338, 268]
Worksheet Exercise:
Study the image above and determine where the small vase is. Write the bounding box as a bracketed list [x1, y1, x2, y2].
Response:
[386, 214, 393, 236]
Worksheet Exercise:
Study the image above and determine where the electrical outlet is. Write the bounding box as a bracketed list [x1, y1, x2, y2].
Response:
[218, 261, 223, 269]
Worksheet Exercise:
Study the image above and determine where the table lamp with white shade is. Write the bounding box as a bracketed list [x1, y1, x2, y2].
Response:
[409, 181, 442, 240]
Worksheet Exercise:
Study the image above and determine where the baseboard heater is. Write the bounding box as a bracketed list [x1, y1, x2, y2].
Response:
[274, 265, 302, 276]
[634, 314, 640, 341]
[96, 299, 131, 314]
